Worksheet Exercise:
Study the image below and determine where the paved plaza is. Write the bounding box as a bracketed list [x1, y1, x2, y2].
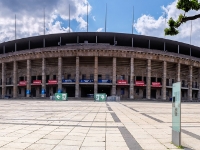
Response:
[0, 100, 200, 150]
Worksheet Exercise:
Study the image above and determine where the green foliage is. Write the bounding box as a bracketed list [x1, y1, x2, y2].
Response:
[177, 0, 200, 12]
[164, 0, 200, 36]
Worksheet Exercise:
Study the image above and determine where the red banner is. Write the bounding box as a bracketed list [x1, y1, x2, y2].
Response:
[19, 81, 27, 86]
[48, 80, 58, 84]
[152, 82, 161, 87]
[33, 80, 41, 85]
[135, 81, 145, 86]
[117, 80, 128, 84]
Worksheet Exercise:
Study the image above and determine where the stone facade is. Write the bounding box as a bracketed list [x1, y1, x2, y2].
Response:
[0, 44, 200, 101]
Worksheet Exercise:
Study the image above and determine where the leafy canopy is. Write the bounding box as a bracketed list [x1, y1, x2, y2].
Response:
[164, 0, 200, 36]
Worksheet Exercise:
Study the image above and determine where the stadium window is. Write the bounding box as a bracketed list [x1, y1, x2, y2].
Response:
[46, 75, 49, 83]
[172, 79, 174, 84]
[136, 76, 142, 81]
[90, 74, 94, 80]
[166, 79, 169, 86]
[31, 76, 36, 83]
[121, 75, 125, 80]
[105, 74, 110, 80]
[37, 75, 42, 80]
[144, 77, 146, 84]
[53, 75, 56, 80]
[98, 75, 102, 80]
[67, 74, 71, 79]
[82, 74, 86, 80]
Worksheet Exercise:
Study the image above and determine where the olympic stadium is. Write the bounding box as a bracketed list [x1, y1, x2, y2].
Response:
[0, 32, 200, 100]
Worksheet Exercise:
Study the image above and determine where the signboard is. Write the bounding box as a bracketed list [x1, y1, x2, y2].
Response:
[98, 79, 112, 83]
[117, 80, 128, 84]
[94, 93, 107, 102]
[62, 79, 75, 83]
[135, 81, 145, 86]
[33, 80, 41, 85]
[48, 80, 58, 84]
[80, 79, 94, 83]
[19, 81, 27, 86]
[172, 82, 181, 147]
[55, 93, 68, 101]
[152, 82, 161, 87]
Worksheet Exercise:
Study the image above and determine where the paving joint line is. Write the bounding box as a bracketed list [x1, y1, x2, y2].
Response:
[106, 103, 142, 150]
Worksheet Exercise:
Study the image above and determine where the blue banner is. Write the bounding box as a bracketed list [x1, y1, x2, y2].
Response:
[98, 79, 112, 83]
[58, 89, 62, 93]
[41, 89, 46, 94]
[80, 79, 94, 83]
[26, 90, 31, 94]
[62, 79, 75, 83]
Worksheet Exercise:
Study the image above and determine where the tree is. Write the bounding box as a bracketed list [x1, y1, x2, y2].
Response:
[164, 0, 200, 36]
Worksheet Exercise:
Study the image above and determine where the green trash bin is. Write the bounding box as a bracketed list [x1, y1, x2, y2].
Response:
[55, 93, 68, 101]
[94, 93, 107, 102]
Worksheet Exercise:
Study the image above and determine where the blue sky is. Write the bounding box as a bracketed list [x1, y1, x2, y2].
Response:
[87, 0, 174, 33]
[0, 0, 199, 46]
[57, 0, 175, 33]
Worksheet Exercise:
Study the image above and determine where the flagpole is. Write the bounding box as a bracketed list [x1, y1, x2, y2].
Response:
[190, 20, 192, 45]
[132, 6, 134, 34]
[105, 3, 107, 32]
[44, 7, 45, 35]
[69, 4, 70, 33]
[164, 12, 166, 38]
[87, 3, 88, 32]
[15, 14, 16, 40]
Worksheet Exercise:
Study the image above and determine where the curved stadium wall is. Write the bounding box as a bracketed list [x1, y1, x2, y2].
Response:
[0, 32, 200, 101]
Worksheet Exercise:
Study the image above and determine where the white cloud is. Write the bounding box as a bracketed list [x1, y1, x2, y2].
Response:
[0, 0, 91, 43]
[134, 0, 200, 47]
[93, 16, 96, 21]
[96, 28, 103, 32]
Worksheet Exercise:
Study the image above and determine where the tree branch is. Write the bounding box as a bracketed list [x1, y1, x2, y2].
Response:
[182, 14, 200, 22]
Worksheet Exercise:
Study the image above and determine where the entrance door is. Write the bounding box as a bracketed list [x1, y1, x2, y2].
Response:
[81, 86, 94, 97]
[31, 88, 36, 97]
[98, 86, 111, 96]
[66, 86, 75, 97]
[143, 89, 146, 98]
[151, 89, 156, 99]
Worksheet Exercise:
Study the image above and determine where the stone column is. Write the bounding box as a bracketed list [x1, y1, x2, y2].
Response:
[75, 57, 79, 98]
[162, 61, 167, 100]
[26, 59, 31, 97]
[146, 59, 151, 99]
[198, 69, 200, 100]
[2, 63, 6, 98]
[176, 63, 181, 82]
[13, 61, 18, 98]
[58, 57, 62, 93]
[188, 66, 192, 101]
[42, 58, 46, 97]
[129, 58, 134, 99]
[112, 57, 116, 96]
[94, 56, 98, 95]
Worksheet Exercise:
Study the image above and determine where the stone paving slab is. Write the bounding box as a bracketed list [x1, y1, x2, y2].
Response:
[0, 100, 199, 149]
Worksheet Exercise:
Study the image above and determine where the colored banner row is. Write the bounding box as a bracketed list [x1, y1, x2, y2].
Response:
[18, 80, 162, 87]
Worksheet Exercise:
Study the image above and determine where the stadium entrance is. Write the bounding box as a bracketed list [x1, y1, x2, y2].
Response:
[64, 85, 75, 97]
[98, 85, 111, 96]
[81, 85, 94, 97]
